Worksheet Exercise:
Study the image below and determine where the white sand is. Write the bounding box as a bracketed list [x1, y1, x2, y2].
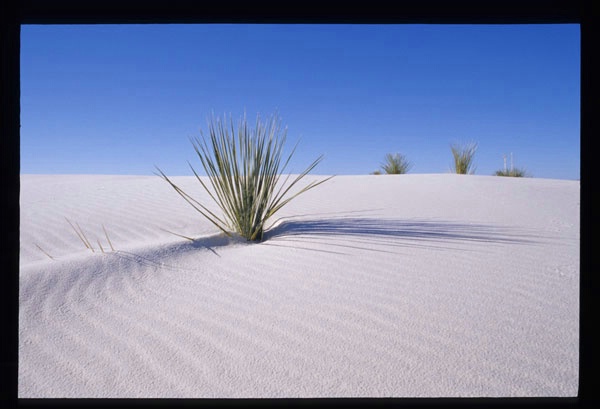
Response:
[19, 174, 579, 398]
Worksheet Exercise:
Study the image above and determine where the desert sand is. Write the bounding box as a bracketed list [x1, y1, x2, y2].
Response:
[19, 173, 579, 398]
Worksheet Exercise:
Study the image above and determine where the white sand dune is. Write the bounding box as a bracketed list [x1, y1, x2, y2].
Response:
[19, 174, 579, 398]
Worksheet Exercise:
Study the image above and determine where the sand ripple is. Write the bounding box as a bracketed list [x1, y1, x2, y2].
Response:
[19, 174, 579, 397]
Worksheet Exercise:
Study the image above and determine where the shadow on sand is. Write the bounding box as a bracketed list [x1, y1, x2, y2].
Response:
[115, 216, 543, 264]
[263, 217, 539, 246]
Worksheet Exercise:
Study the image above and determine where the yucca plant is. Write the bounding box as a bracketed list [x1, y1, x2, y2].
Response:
[156, 113, 332, 242]
[380, 153, 412, 174]
[450, 142, 478, 174]
[494, 153, 529, 177]
[494, 168, 529, 177]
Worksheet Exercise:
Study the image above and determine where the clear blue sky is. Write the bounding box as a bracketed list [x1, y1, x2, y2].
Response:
[20, 24, 580, 179]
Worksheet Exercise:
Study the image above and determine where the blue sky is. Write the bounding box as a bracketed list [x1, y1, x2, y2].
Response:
[20, 24, 580, 179]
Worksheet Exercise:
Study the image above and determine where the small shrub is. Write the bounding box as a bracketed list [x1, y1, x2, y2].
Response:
[380, 153, 412, 174]
[450, 142, 477, 174]
[156, 112, 332, 242]
[371, 170, 382, 175]
[495, 154, 530, 177]
[494, 168, 529, 177]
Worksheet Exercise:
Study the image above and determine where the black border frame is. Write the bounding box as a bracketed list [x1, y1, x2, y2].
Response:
[2, 1, 595, 408]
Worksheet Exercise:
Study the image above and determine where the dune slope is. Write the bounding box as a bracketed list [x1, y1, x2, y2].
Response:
[19, 174, 579, 398]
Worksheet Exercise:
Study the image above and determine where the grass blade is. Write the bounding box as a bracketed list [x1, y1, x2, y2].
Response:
[159, 227, 196, 242]
[34, 243, 54, 260]
[75, 222, 95, 253]
[65, 217, 90, 250]
[102, 224, 115, 251]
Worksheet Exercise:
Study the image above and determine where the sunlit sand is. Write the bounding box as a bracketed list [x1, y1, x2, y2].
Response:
[19, 173, 579, 398]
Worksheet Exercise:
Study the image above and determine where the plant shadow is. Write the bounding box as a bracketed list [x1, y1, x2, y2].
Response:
[263, 217, 540, 249]
[112, 233, 234, 269]
[115, 216, 546, 265]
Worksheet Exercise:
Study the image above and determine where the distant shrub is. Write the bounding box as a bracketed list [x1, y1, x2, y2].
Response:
[380, 153, 412, 174]
[495, 153, 530, 177]
[450, 142, 477, 174]
[494, 168, 529, 177]
[156, 112, 332, 242]
[371, 170, 382, 175]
